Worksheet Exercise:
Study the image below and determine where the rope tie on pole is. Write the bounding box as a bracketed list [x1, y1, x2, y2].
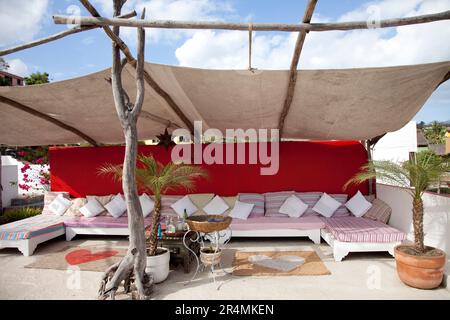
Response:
[248, 23, 253, 71]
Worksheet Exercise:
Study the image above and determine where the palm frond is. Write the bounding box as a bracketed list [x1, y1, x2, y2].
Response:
[99, 155, 208, 197]
[345, 151, 449, 198]
[97, 163, 124, 183]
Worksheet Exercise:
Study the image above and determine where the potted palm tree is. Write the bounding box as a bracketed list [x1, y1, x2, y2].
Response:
[99, 155, 207, 283]
[346, 150, 448, 289]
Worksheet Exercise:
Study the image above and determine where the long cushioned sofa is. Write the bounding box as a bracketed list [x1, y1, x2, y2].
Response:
[0, 190, 405, 261]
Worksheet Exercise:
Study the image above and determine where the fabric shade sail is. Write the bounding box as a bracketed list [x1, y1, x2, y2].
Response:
[0, 60, 449, 146]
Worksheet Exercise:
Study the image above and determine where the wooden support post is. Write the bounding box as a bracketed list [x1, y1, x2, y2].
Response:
[278, 0, 317, 137]
[0, 95, 99, 146]
[52, 10, 450, 32]
[0, 11, 136, 56]
[79, 0, 194, 134]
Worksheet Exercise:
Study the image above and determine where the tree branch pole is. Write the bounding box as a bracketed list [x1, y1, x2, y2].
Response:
[53, 9, 450, 32]
[78, 0, 194, 134]
[278, 0, 317, 136]
[98, 2, 151, 300]
[0, 11, 136, 57]
[0, 95, 99, 146]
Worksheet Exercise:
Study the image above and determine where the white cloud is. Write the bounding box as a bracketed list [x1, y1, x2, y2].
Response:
[6, 59, 29, 77]
[81, 36, 96, 45]
[175, 0, 450, 70]
[92, 0, 235, 44]
[0, 0, 49, 47]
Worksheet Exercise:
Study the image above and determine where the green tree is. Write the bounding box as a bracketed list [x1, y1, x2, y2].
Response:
[0, 57, 9, 71]
[24, 72, 50, 85]
[423, 121, 446, 144]
[345, 151, 448, 254]
[98, 155, 208, 256]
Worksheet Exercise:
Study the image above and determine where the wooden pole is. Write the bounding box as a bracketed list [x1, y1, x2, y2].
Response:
[79, 0, 194, 134]
[0, 11, 136, 57]
[98, 3, 151, 300]
[278, 0, 317, 136]
[0, 149, 2, 214]
[0, 95, 99, 146]
[53, 10, 450, 32]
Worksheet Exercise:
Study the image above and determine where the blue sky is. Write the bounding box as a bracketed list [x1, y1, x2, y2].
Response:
[0, 0, 449, 123]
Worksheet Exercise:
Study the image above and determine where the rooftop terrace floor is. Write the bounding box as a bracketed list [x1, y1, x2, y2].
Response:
[0, 236, 449, 300]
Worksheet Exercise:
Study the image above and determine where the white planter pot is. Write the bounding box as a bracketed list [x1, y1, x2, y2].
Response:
[145, 248, 170, 284]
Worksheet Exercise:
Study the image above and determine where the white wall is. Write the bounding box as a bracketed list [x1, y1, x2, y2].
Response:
[1, 156, 19, 208]
[377, 183, 450, 279]
[373, 121, 417, 163]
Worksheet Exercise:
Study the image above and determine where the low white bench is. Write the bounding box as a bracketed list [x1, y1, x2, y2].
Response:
[0, 215, 66, 256]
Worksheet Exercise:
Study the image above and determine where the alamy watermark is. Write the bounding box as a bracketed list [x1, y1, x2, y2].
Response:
[171, 121, 280, 176]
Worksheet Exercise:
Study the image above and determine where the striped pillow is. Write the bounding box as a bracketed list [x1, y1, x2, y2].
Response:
[160, 195, 183, 218]
[42, 191, 70, 215]
[86, 195, 113, 216]
[263, 191, 294, 217]
[238, 193, 265, 217]
[295, 192, 322, 216]
[330, 194, 351, 217]
[363, 198, 392, 224]
[295, 192, 350, 217]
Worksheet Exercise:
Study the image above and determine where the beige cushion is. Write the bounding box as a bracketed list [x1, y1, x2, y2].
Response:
[86, 194, 113, 216]
[66, 197, 87, 217]
[363, 198, 392, 224]
[189, 194, 214, 216]
[42, 191, 70, 215]
[222, 196, 237, 216]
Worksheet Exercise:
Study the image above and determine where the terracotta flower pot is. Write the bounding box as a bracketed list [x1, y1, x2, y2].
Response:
[394, 245, 446, 289]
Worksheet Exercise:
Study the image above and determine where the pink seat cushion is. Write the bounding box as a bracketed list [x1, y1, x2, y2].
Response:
[231, 216, 325, 231]
[322, 217, 405, 243]
[64, 216, 153, 228]
[0, 215, 66, 240]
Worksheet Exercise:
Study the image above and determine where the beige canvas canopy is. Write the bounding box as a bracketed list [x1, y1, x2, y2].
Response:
[0, 60, 449, 146]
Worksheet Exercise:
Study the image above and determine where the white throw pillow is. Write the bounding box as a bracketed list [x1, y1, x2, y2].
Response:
[203, 195, 229, 215]
[279, 195, 308, 218]
[171, 195, 198, 218]
[80, 197, 106, 218]
[140, 193, 155, 218]
[229, 200, 254, 220]
[104, 194, 127, 218]
[312, 193, 342, 218]
[48, 194, 72, 216]
[345, 191, 373, 217]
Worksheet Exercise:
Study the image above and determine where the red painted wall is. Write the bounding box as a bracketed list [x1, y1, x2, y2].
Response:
[49, 141, 370, 198]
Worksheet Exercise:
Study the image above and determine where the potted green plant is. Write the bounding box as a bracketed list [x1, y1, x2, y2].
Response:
[345, 150, 448, 289]
[99, 155, 207, 283]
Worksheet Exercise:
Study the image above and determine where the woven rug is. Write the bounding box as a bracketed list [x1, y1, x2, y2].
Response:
[232, 250, 331, 276]
[25, 245, 127, 272]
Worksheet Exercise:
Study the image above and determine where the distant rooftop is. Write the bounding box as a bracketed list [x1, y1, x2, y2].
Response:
[0, 70, 24, 80]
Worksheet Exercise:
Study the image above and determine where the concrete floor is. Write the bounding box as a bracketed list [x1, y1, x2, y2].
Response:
[0, 235, 449, 300]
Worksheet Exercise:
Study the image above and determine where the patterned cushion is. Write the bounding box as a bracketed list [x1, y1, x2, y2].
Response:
[329, 194, 350, 217]
[263, 191, 294, 217]
[295, 192, 350, 217]
[160, 195, 183, 218]
[42, 191, 70, 215]
[363, 198, 392, 224]
[189, 193, 215, 216]
[0, 215, 66, 240]
[65, 197, 87, 217]
[221, 196, 237, 216]
[238, 193, 265, 217]
[323, 217, 405, 243]
[295, 192, 322, 216]
[86, 195, 113, 216]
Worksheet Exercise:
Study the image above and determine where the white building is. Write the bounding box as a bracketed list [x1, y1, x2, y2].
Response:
[372, 121, 417, 163]
[1, 155, 19, 208]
